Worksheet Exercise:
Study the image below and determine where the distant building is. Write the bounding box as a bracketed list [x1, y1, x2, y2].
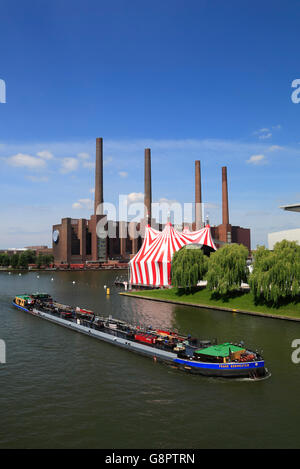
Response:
[52, 217, 141, 265]
[25, 246, 53, 255]
[268, 204, 300, 249]
[0, 246, 53, 256]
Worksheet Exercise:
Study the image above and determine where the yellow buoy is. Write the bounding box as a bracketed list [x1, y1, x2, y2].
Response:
[106, 287, 110, 295]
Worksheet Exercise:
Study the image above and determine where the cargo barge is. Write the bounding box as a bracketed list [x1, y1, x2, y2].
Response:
[12, 294, 268, 379]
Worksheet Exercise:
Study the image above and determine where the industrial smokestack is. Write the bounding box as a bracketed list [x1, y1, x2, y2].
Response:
[144, 148, 152, 225]
[222, 166, 229, 225]
[94, 137, 104, 215]
[195, 160, 202, 229]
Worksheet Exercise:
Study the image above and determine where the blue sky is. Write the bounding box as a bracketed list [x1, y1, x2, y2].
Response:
[0, 0, 300, 248]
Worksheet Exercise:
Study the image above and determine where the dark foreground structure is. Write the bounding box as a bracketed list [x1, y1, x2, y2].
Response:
[52, 138, 251, 267]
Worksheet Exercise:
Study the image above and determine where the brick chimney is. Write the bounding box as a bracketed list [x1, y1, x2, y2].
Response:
[195, 160, 202, 229]
[144, 148, 152, 225]
[222, 166, 229, 225]
[94, 137, 104, 215]
[216, 166, 232, 245]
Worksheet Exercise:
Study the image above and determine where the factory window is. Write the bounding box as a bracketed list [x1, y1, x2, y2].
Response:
[86, 230, 91, 255]
[71, 227, 80, 255]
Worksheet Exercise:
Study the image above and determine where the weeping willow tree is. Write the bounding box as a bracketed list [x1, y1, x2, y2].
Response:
[249, 240, 300, 306]
[171, 247, 208, 291]
[206, 243, 249, 296]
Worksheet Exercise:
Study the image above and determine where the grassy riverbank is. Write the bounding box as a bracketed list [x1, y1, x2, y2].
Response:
[122, 287, 300, 321]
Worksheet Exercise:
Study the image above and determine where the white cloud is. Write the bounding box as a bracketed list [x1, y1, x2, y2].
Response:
[246, 154, 267, 165]
[259, 133, 272, 140]
[77, 152, 90, 159]
[72, 198, 93, 210]
[60, 157, 79, 173]
[156, 197, 179, 205]
[259, 128, 269, 133]
[267, 145, 284, 152]
[254, 125, 281, 136]
[127, 192, 144, 204]
[253, 128, 269, 135]
[36, 150, 54, 160]
[6, 153, 47, 170]
[77, 152, 94, 169]
[119, 171, 128, 178]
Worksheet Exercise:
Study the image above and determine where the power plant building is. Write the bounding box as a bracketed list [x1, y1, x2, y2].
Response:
[52, 138, 251, 266]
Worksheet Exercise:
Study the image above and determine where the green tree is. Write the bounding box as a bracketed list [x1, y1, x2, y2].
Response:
[25, 250, 37, 264]
[206, 243, 249, 296]
[2, 253, 10, 267]
[43, 254, 54, 267]
[36, 253, 44, 269]
[35, 253, 53, 268]
[171, 247, 208, 291]
[18, 252, 29, 269]
[11, 253, 19, 269]
[249, 240, 300, 306]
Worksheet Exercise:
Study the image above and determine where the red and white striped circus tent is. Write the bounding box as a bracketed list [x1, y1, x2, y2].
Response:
[129, 222, 216, 287]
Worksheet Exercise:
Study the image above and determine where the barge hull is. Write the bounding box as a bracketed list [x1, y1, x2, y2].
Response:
[174, 358, 266, 377]
[13, 302, 176, 364]
[12, 302, 266, 378]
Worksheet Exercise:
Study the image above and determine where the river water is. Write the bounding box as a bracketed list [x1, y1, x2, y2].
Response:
[0, 270, 300, 449]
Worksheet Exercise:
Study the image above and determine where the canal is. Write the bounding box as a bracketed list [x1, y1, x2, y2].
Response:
[0, 270, 299, 448]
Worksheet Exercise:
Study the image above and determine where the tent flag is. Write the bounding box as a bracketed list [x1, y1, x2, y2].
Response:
[129, 222, 216, 287]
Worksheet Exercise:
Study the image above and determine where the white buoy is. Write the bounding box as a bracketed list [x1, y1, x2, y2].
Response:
[37, 275, 40, 279]
[51, 278, 54, 281]
[19, 273, 22, 276]
[72, 281, 76, 284]
[8, 272, 11, 275]
[104, 285, 107, 289]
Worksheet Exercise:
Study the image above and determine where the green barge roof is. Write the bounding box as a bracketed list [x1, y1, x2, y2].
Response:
[195, 343, 245, 358]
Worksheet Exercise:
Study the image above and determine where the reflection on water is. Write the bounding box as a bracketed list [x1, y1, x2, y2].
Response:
[0, 271, 300, 449]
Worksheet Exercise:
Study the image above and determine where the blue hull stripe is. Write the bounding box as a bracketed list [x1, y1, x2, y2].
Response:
[174, 358, 265, 370]
[12, 302, 30, 313]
